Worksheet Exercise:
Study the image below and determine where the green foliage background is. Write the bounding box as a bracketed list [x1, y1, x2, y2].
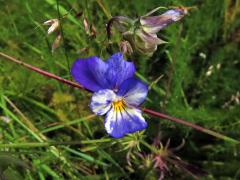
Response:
[0, 0, 239, 179]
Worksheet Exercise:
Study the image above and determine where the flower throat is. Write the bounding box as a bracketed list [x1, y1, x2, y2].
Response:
[112, 99, 125, 112]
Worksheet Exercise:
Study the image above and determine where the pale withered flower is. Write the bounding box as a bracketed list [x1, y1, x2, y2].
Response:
[107, 7, 189, 56]
[43, 18, 62, 52]
[51, 33, 62, 53]
[83, 17, 97, 38]
[43, 19, 60, 35]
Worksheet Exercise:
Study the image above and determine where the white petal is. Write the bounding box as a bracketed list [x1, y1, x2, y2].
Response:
[104, 106, 147, 138]
[104, 107, 116, 134]
[90, 89, 116, 115]
[117, 78, 148, 106]
[124, 85, 148, 106]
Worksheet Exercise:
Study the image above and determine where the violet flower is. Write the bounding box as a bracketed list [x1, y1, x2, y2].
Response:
[71, 53, 148, 138]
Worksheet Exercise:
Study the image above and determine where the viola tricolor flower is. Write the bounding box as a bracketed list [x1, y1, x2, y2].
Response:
[71, 53, 148, 138]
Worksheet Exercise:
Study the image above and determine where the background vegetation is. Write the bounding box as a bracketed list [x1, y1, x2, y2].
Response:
[0, 0, 239, 179]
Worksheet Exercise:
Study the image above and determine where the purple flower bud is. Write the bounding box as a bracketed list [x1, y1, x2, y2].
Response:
[140, 8, 188, 34]
[107, 16, 134, 38]
[123, 29, 166, 56]
[119, 40, 133, 55]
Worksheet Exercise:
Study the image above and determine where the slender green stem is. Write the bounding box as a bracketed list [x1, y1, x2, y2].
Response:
[0, 141, 82, 148]
[136, 72, 166, 96]
[81, 138, 112, 144]
[41, 114, 96, 133]
[56, 0, 70, 75]
[140, 140, 158, 153]
[64, 147, 108, 166]
[0, 139, 112, 149]
[96, 0, 111, 19]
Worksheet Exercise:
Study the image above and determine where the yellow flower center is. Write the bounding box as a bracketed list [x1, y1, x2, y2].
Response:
[112, 99, 125, 112]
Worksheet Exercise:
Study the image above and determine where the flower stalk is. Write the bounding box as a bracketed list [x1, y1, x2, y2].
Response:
[142, 108, 239, 144]
[0, 52, 88, 92]
[0, 52, 239, 144]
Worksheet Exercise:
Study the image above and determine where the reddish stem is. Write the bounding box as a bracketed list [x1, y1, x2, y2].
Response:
[142, 108, 203, 131]
[0, 52, 90, 93]
[141, 108, 235, 143]
[0, 52, 238, 144]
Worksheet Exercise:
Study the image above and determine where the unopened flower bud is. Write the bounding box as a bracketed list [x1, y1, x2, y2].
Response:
[124, 29, 166, 56]
[119, 40, 133, 55]
[140, 8, 188, 34]
[107, 16, 134, 38]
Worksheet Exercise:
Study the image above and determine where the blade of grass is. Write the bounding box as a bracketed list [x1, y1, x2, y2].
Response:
[41, 114, 96, 133]
[64, 147, 108, 167]
[96, 0, 112, 19]
[136, 72, 166, 96]
[56, 0, 70, 75]
[44, 0, 81, 26]
[0, 139, 113, 149]
[1, 95, 74, 167]
[0, 95, 62, 178]
[0, 91, 17, 137]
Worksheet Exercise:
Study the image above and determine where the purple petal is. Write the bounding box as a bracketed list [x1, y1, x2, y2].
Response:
[71, 53, 136, 92]
[90, 89, 116, 115]
[140, 8, 187, 34]
[106, 53, 135, 90]
[105, 107, 147, 138]
[71, 56, 108, 92]
[89, 57, 110, 89]
[117, 78, 148, 106]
